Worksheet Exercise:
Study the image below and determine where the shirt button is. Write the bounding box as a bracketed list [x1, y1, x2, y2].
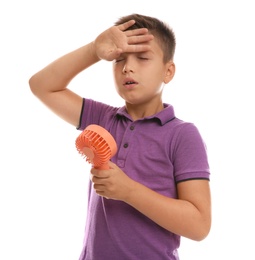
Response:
[123, 143, 129, 148]
[130, 125, 135, 130]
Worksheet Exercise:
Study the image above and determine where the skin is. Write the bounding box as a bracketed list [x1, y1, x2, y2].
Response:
[29, 19, 211, 241]
[113, 37, 174, 120]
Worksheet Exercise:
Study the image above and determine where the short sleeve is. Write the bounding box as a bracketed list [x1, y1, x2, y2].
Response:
[173, 123, 210, 182]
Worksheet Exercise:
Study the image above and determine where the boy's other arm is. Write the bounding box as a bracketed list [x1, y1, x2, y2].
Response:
[125, 178, 211, 241]
[91, 162, 211, 241]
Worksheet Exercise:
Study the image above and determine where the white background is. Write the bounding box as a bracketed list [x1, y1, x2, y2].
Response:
[1, 0, 254, 259]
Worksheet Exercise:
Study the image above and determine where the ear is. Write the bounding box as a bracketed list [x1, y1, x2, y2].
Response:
[164, 61, 175, 84]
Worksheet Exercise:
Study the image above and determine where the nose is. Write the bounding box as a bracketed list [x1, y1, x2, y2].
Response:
[122, 60, 134, 74]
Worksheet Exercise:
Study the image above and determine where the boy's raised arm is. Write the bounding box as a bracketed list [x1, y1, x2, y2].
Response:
[29, 43, 98, 127]
[29, 20, 153, 127]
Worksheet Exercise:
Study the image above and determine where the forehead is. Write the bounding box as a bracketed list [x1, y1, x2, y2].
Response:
[140, 37, 164, 57]
[149, 36, 163, 50]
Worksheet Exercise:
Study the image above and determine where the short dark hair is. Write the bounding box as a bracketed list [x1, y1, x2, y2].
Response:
[115, 13, 176, 63]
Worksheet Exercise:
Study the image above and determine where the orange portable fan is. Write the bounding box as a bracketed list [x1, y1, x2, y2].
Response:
[75, 124, 117, 170]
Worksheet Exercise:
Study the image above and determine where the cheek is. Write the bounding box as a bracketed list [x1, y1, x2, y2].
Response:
[113, 65, 122, 81]
[146, 67, 165, 85]
[112, 72, 122, 94]
[112, 67, 119, 84]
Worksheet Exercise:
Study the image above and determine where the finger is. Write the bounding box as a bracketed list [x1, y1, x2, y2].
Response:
[96, 190, 109, 199]
[108, 161, 116, 168]
[124, 44, 152, 53]
[127, 34, 154, 45]
[117, 19, 136, 31]
[125, 28, 150, 37]
[91, 176, 105, 187]
[90, 167, 107, 177]
[93, 183, 105, 191]
[91, 175, 108, 184]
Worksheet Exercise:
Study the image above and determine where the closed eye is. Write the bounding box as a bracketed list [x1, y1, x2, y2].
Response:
[115, 56, 126, 63]
[115, 58, 124, 63]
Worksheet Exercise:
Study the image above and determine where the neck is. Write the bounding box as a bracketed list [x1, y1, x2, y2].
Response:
[125, 101, 164, 121]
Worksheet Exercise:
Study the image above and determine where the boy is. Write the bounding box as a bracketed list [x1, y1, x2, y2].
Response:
[29, 13, 211, 260]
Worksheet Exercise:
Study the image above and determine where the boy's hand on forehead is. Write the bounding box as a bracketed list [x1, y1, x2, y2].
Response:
[94, 19, 154, 61]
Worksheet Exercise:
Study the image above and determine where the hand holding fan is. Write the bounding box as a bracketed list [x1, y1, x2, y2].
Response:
[75, 124, 117, 170]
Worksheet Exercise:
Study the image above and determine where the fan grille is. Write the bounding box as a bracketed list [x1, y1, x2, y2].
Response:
[75, 125, 117, 168]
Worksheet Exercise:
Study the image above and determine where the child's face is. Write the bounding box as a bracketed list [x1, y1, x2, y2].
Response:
[112, 38, 174, 107]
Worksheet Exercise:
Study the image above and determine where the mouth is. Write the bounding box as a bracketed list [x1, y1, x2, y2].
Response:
[123, 78, 138, 89]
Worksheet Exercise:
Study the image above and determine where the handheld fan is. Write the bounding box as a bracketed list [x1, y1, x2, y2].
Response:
[75, 124, 117, 170]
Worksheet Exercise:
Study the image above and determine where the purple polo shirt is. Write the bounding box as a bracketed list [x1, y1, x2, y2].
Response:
[77, 98, 210, 260]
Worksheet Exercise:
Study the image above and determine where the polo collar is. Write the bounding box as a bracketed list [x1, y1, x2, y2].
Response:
[116, 103, 175, 126]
